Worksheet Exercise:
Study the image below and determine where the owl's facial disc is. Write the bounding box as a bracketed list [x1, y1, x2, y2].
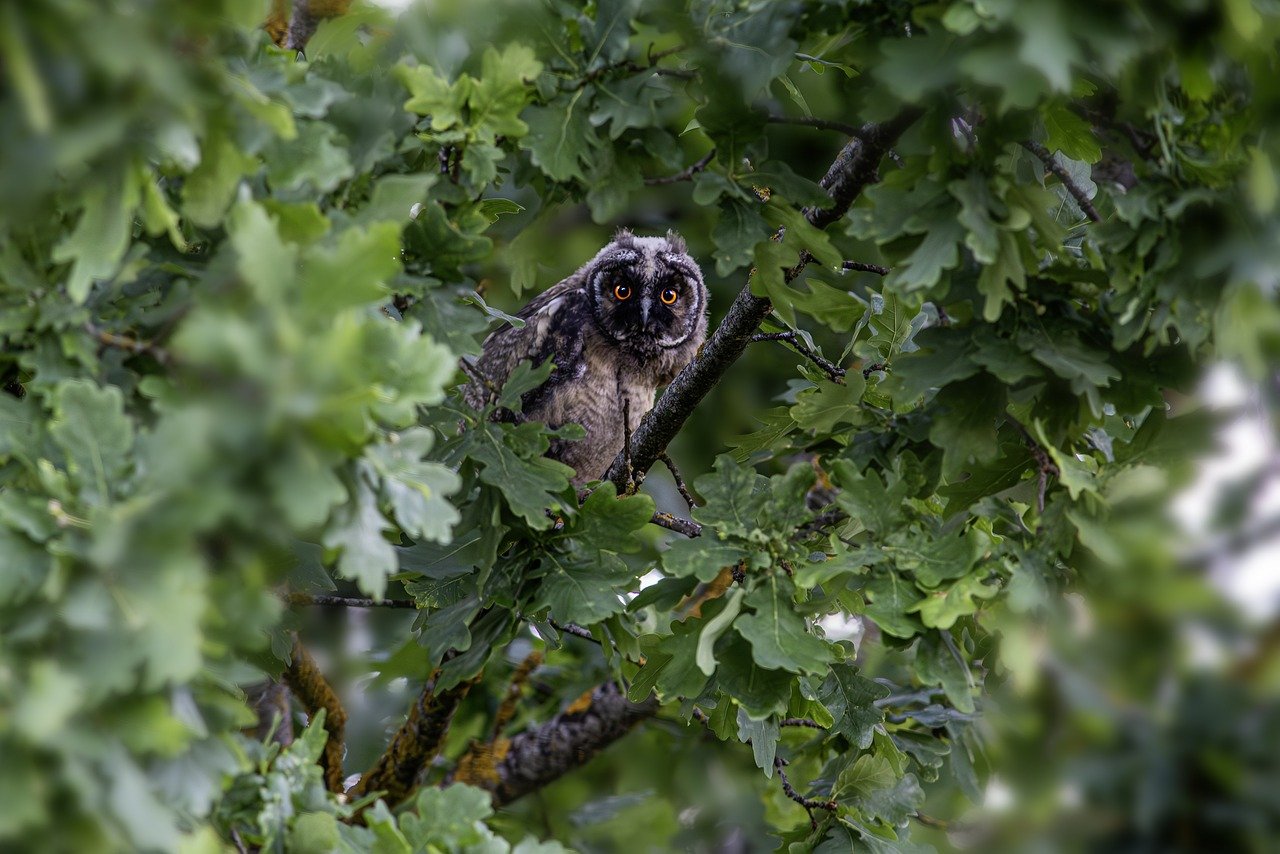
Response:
[588, 237, 703, 352]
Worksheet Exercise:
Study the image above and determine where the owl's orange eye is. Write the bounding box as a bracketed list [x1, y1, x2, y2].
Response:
[613, 284, 631, 300]
[660, 288, 679, 305]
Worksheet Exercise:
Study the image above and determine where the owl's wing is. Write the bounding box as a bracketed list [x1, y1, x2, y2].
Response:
[467, 280, 590, 414]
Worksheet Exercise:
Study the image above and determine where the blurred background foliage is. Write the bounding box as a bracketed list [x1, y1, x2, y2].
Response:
[1, 0, 1279, 851]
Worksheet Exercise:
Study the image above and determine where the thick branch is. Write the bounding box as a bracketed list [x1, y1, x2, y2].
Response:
[281, 635, 347, 793]
[484, 683, 658, 806]
[604, 108, 923, 492]
[349, 671, 475, 808]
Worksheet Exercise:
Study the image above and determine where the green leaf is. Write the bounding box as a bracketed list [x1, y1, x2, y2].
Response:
[691, 455, 769, 539]
[52, 166, 138, 302]
[355, 174, 436, 226]
[735, 579, 833, 674]
[884, 328, 979, 405]
[893, 528, 984, 588]
[695, 588, 745, 675]
[49, 380, 134, 504]
[524, 92, 595, 182]
[471, 44, 543, 139]
[182, 126, 258, 228]
[716, 634, 793, 719]
[915, 631, 976, 713]
[907, 573, 999, 629]
[832, 460, 906, 536]
[323, 476, 398, 599]
[263, 121, 353, 193]
[662, 536, 749, 582]
[592, 74, 667, 138]
[928, 376, 1005, 478]
[463, 423, 572, 529]
[299, 222, 402, 313]
[268, 444, 348, 530]
[863, 572, 926, 639]
[365, 428, 461, 543]
[834, 752, 895, 801]
[1042, 101, 1102, 163]
[791, 376, 866, 433]
[888, 218, 965, 292]
[531, 547, 635, 625]
[787, 279, 866, 332]
[737, 710, 779, 776]
[976, 229, 1027, 321]
[818, 662, 889, 748]
[712, 198, 770, 276]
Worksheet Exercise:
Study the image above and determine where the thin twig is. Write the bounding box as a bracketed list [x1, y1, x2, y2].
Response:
[861, 361, 887, 379]
[651, 511, 702, 538]
[1021, 140, 1101, 223]
[750, 331, 846, 383]
[551, 620, 597, 642]
[766, 114, 862, 137]
[566, 43, 688, 91]
[645, 149, 716, 185]
[1010, 420, 1059, 514]
[841, 260, 890, 276]
[779, 717, 825, 730]
[774, 756, 838, 828]
[658, 452, 698, 510]
[288, 593, 418, 609]
[84, 322, 172, 365]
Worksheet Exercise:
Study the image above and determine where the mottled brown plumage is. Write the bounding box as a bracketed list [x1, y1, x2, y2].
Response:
[465, 230, 708, 484]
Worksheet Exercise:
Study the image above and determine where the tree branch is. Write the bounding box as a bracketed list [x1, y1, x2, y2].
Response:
[651, 511, 702, 537]
[750, 331, 846, 383]
[348, 669, 476, 809]
[841, 260, 890, 276]
[288, 592, 418, 609]
[766, 114, 862, 137]
[85, 322, 172, 365]
[657, 451, 698, 510]
[281, 635, 347, 793]
[775, 757, 838, 827]
[779, 717, 825, 730]
[604, 108, 923, 492]
[1021, 140, 1102, 223]
[645, 148, 715, 185]
[481, 683, 659, 806]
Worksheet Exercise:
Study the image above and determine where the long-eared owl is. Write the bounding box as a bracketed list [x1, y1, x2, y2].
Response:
[464, 230, 709, 484]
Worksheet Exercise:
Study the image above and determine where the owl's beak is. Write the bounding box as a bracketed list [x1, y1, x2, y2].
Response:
[640, 297, 651, 328]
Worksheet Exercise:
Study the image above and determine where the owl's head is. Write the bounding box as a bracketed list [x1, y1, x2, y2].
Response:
[585, 229, 708, 355]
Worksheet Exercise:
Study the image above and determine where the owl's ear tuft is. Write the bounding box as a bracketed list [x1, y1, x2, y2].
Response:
[612, 227, 636, 246]
[664, 229, 687, 254]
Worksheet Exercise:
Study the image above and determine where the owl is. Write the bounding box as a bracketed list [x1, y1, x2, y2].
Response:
[464, 229, 708, 485]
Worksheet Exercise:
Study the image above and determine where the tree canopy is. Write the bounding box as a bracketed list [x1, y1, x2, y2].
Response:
[2, 0, 1278, 851]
